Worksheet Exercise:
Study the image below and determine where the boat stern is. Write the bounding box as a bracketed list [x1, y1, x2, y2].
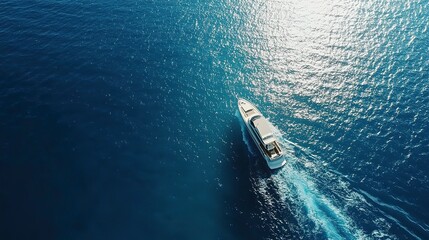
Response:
[267, 156, 286, 169]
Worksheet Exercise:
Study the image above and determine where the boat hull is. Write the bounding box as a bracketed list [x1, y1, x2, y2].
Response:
[238, 98, 286, 170]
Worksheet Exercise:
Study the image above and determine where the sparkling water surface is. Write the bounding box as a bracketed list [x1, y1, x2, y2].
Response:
[1, 0, 428, 239]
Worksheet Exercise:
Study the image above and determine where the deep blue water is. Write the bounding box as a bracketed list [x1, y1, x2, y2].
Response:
[1, 0, 429, 239]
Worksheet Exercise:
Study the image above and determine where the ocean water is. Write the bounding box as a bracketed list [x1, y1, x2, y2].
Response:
[1, 0, 428, 239]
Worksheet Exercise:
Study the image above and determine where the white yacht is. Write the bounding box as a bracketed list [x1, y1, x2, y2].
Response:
[238, 98, 286, 169]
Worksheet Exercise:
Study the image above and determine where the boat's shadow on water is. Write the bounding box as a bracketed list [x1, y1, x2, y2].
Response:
[219, 117, 300, 240]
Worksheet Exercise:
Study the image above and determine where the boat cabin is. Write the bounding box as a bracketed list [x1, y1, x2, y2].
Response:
[250, 116, 282, 159]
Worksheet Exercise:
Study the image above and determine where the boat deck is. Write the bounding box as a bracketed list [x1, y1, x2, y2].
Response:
[239, 100, 257, 118]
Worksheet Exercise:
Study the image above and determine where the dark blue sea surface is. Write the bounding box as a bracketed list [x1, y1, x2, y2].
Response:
[1, 0, 428, 239]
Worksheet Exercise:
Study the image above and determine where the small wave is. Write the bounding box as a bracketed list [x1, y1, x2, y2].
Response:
[359, 189, 428, 239]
